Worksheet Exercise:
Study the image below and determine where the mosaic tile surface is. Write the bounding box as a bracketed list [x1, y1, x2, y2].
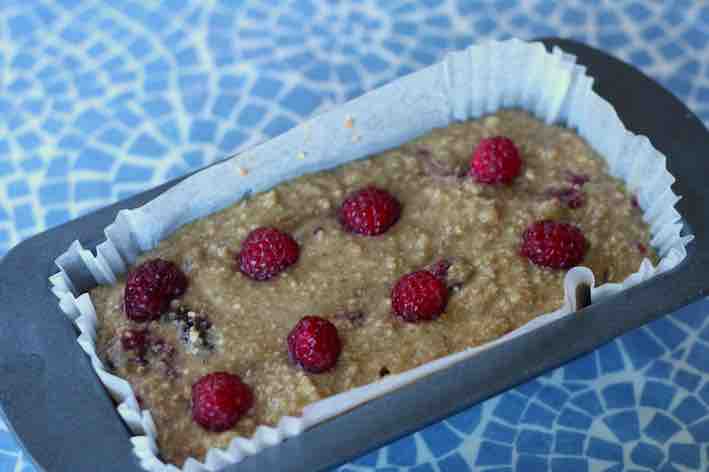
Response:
[1, 1, 709, 471]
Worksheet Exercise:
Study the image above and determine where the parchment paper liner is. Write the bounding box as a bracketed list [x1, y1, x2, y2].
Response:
[50, 39, 692, 472]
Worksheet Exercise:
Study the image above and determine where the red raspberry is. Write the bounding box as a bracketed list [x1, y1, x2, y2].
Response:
[548, 187, 585, 209]
[469, 136, 522, 184]
[566, 171, 590, 187]
[124, 259, 187, 322]
[239, 227, 300, 281]
[426, 259, 452, 280]
[520, 220, 587, 269]
[391, 270, 449, 323]
[191, 372, 254, 432]
[339, 186, 401, 236]
[120, 329, 149, 352]
[287, 316, 342, 373]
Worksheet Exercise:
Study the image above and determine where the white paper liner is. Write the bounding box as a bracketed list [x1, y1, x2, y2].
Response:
[49, 39, 692, 472]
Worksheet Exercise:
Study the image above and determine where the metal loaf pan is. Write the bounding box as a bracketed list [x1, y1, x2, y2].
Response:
[1, 38, 708, 472]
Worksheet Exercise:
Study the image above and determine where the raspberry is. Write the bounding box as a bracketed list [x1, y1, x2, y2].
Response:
[548, 187, 585, 209]
[566, 171, 590, 187]
[426, 259, 452, 280]
[520, 220, 587, 269]
[469, 136, 522, 184]
[124, 259, 188, 322]
[238, 227, 300, 281]
[391, 270, 449, 323]
[120, 329, 149, 352]
[191, 372, 254, 432]
[287, 316, 342, 373]
[339, 186, 401, 236]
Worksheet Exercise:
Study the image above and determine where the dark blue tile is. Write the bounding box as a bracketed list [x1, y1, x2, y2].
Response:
[604, 410, 640, 442]
[75, 180, 111, 200]
[669, 443, 700, 468]
[142, 98, 172, 118]
[250, 77, 284, 99]
[625, 2, 652, 21]
[644, 413, 681, 443]
[564, 352, 598, 380]
[7, 180, 29, 198]
[279, 86, 323, 116]
[603, 382, 636, 409]
[536, 385, 569, 411]
[13, 204, 35, 231]
[551, 457, 588, 472]
[620, 329, 666, 369]
[219, 129, 247, 153]
[386, 435, 416, 466]
[475, 441, 512, 466]
[640, 381, 676, 409]
[74, 147, 114, 172]
[688, 417, 709, 442]
[631, 442, 664, 468]
[516, 429, 552, 454]
[516, 454, 547, 471]
[647, 317, 688, 350]
[446, 404, 481, 435]
[74, 108, 108, 134]
[263, 115, 296, 137]
[483, 421, 516, 444]
[212, 94, 239, 118]
[597, 341, 625, 374]
[687, 341, 709, 374]
[189, 119, 218, 143]
[115, 164, 153, 183]
[129, 133, 167, 158]
[672, 396, 707, 424]
[515, 379, 543, 397]
[646, 360, 672, 379]
[410, 464, 435, 472]
[554, 430, 586, 455]
[674, 369, 701, 392]
[521, 402, 555, 428]
[98, 128, 127, 147]
[44, 208, 71, 228]
[669, 299, 709, 330]
[586, 437, 623, 462]
[437, 452, 471, 471]
[39, 182, 69, 206]
[420, 422, 462, 458]
[557, 407, 592, 430]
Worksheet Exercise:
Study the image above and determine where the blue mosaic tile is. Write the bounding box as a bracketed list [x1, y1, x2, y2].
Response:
[669, 443, 700, 468]
[640, 381, 676, 409]
[603, 382, 636, 409]
[516, 429, 553, 454]
[475, 441, 512, 466]
[516, 454, 547, 471]
[436, 452, 470, 471]
[674, 369, 701, 392]
[483, 421, 517, 444]
[554, 429, 586, 455]
[673, 396, 707, 425]
[445, 404, 481, 435]
[551, 457, 588, 472]
[644, 413, 682, 443]
[587, 437, 623, 462]
[419, 422, 462, 458]
[386, 435, 416, 466]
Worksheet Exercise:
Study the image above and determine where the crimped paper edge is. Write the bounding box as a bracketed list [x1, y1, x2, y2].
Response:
[49, 39, 692, 472]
